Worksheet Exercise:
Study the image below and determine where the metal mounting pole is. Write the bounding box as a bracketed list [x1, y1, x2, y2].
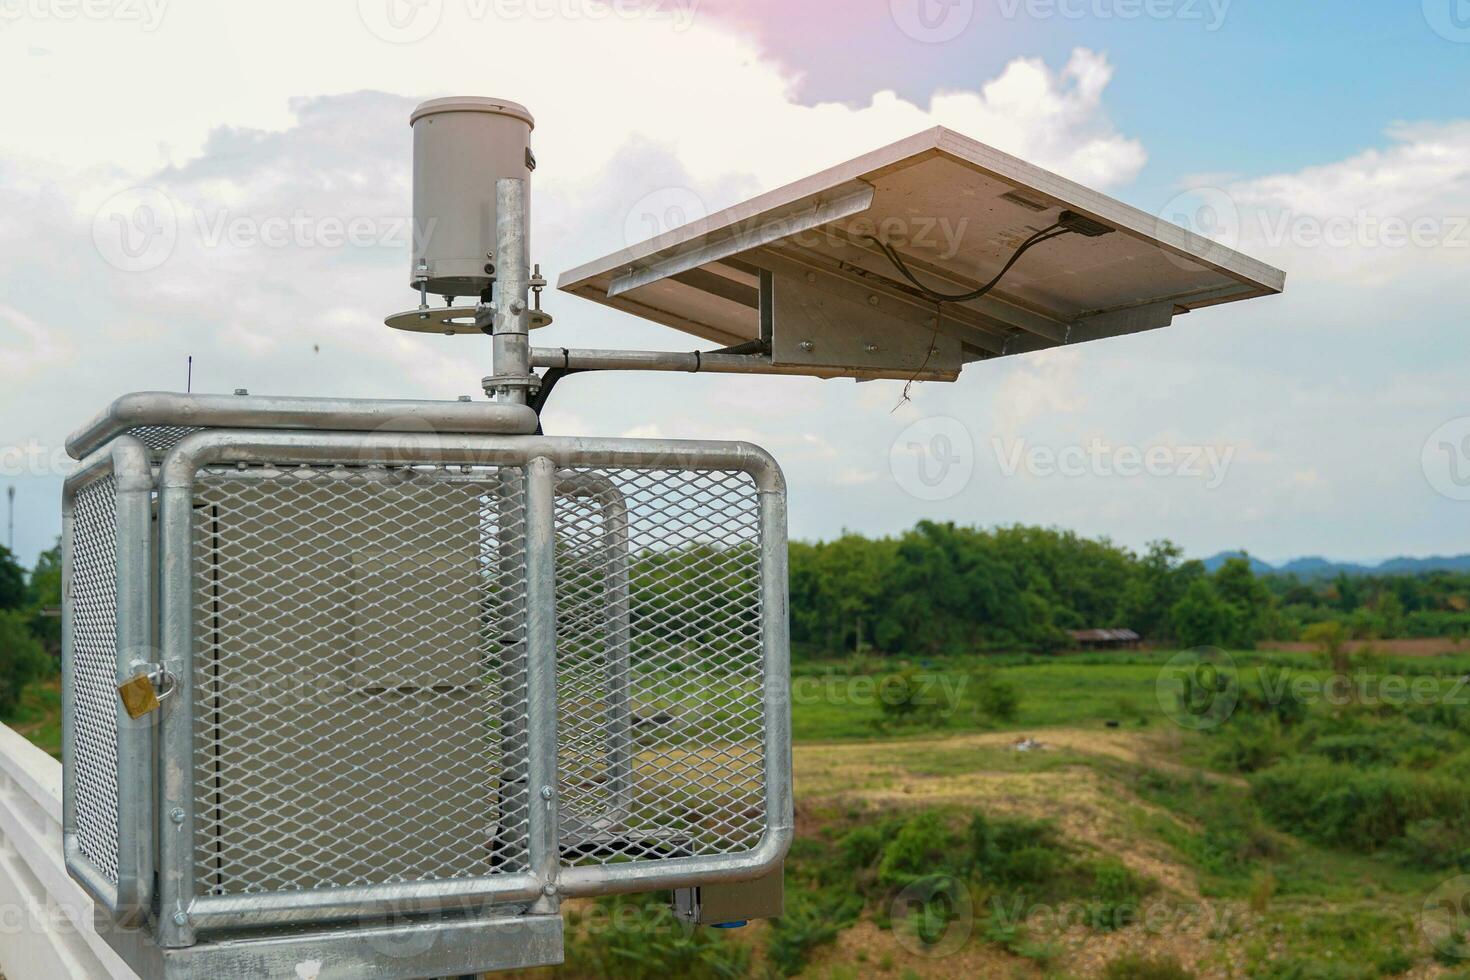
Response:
[525, 456, 562, 915]
[480, 178, 538, 404]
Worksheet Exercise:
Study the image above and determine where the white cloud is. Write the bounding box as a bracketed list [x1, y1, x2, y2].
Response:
[1208, 121, 1470, 285]
[0, 304, 71, 380]
[1, 6, 1466, 567]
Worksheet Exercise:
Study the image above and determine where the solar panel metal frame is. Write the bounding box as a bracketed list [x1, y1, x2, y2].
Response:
[558, 126, 1285, 379]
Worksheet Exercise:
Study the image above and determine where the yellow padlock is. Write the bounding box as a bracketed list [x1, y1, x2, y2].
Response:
[118, 673, 162, 720]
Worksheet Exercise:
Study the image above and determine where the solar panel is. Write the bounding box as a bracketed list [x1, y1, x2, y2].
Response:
[558, 127, 1285, 381]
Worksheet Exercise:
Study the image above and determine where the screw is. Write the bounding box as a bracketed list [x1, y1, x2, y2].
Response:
[864, 344, 879, 354]
[867, 294, 879, 307]
[170, 808, 185, 824]
[805, 272, 816, 283]
[540, 786, 554, 800]
[799, 340, 814, 352]
[172, 910, 189, 926]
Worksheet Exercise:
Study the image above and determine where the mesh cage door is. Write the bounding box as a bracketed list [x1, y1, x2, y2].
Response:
[61, 436, 155, 922]
[189, 465, 530, 895]
[553, 467, 772, 870]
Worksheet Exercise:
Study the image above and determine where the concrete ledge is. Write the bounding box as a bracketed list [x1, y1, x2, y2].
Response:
[0, 723, 138, 979]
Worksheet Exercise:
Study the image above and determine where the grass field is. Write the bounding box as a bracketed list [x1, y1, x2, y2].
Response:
[540, 646, 1470, 978]
[18, 646, 1470, 978]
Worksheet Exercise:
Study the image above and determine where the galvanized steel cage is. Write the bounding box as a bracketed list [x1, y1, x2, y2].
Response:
[61, 394, 792, 974]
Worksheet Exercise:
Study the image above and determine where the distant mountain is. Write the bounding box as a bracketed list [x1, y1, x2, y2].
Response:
[1200, 551, 1275, 575]
[1201, 551, 1470, 579]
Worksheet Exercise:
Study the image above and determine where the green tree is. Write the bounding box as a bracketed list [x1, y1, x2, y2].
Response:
[1170, 578, 1239, 649]
[1213, 557, 1274, 648]
[1122, 541, 1202, 641]
[0, 610, 49, 718]
[0, 545, 26, 611]
[27, 541, 62, 654]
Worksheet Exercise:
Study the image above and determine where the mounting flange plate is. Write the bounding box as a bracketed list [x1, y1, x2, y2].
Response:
[386, 306, 553, 335]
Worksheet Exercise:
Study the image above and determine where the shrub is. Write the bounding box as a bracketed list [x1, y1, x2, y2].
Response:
[1252, 758, 1470, 854]
[877, 667, 930, 725]
[969, 812, 1065, 889]
[766, 890, 859, 977]
[1085, 858, 1146, 932]
[1375, 947, 1413, 976]
[561, 895, 751, 980]
[973, 669, 1020, 723]
[878, 811, 966, 886]
[0, 610, 50, 718]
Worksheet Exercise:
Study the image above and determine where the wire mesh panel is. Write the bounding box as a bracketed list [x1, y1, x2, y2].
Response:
[553, 468, 767, 866]
[70, 476, 123, 885]
[188, 464, 531, 895]
[127, 425, 200, 455]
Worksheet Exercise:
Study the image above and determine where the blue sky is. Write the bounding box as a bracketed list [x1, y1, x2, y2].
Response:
[1, 0, 1468, 570]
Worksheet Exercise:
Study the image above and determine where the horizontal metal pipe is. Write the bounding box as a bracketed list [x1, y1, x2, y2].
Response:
[186, 874, 544, 933]
[159, 431, 785, 491]
[557, 828, 792, 898]
[529, 347, 958, 382]
[67, 391, 540, 460]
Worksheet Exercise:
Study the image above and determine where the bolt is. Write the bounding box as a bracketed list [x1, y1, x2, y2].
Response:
[867, 294, 879, 307]
[169, 808, 185, 824]
[540, 786, 554, 800]
[542, 882, 558, 896]
[172, 910, 189, 927]
[805, 272, 816, 283]
[509, 300, 527, 316]
[799, 340, 814, 352]
[864, 344, 879, 354]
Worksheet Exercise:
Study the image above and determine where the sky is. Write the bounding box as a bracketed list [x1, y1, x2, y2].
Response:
[1, 1, 1468, 569]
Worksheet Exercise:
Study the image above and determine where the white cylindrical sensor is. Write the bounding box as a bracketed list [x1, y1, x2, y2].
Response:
[409, 96, 534, 298]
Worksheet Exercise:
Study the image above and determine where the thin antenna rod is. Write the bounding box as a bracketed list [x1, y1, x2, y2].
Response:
[187, 355, 193, 393]
[6, 486, 13, 553]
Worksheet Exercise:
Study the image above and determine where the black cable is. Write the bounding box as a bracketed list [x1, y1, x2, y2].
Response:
[529, 360, 583, 435]
[864, 222, 1070, 304]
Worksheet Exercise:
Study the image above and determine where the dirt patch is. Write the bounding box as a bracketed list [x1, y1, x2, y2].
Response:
[793, 729, 1207, 898]
[1266, 637, 1470, 657]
